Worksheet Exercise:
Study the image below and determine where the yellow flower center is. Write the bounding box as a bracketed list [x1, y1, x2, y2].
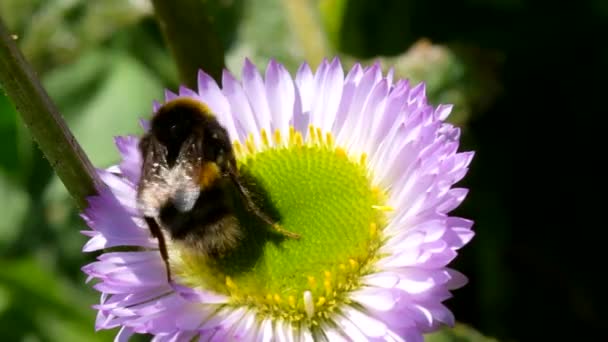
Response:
[170, 126, 389, 327]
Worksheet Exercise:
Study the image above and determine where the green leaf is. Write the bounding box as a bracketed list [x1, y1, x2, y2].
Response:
[373, 40, 501, 126]
[0, 0, 43, 30]
[0, 92, 22, 177]
[43, 51, 163, 212]
[321, 0, 415, 58]
[0, 257, 115, 341]
[426, 323, 500, 342]
[226, 0, 304, 73]
[69, 52, 163, 168]
[0, 91, 30, 228]
[318, 0, 348, 48]
[18, 0, 152, 73]
[0, 173, 29, 250]
[121, 25, 180, 89]
[42, 49, 112, 121]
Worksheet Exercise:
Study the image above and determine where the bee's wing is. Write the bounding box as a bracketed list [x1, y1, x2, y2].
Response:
[137, 136, 173, 281]
[137, 134, 172, 217]
[169, 135, 204, 212]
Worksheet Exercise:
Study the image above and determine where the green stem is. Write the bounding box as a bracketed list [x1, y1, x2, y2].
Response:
[151, 0, 225, 87]
[0, 18, 101, 210]
[281, 0, 331, 67]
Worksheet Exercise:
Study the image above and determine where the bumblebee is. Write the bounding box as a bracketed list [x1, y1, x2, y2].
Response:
[136, 97, 299, 281]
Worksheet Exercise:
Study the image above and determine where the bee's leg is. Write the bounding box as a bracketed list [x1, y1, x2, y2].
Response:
[145, 217, 173, 282]
[228, 169, 301, 239]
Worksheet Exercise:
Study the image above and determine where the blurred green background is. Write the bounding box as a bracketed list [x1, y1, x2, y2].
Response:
[0, 0, 594, 341]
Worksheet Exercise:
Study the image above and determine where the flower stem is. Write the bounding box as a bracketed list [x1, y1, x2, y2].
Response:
[150, 0, 225, 87]
[0, 18, 101, 210]
[281, 0, 331, 67]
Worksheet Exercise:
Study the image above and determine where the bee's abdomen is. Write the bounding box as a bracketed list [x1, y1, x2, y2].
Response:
[159, 182, 242, 256]
[182, 215, 242, 257]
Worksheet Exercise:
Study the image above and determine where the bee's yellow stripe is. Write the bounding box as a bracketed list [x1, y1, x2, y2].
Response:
[199, 162, 221, 188]
[162, 97, 215, 118]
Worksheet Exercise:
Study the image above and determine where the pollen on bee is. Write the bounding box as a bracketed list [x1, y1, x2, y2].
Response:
[199, 162, 221, 188]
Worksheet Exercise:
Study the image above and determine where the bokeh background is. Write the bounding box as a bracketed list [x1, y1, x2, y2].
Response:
[0, 0, 594, 341]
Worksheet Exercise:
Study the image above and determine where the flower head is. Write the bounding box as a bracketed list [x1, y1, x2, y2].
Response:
[82, 58, 474, 341]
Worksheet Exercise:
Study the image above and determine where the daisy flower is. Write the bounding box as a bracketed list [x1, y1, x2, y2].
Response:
[82, 58, 475, 341]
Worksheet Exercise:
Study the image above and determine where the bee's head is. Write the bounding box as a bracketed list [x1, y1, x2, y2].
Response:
[150, 98, 211, 166]
[148, 97, 235, 172]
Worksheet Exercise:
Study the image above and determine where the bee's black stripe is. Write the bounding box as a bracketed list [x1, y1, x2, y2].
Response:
[159, 183, 233, 240]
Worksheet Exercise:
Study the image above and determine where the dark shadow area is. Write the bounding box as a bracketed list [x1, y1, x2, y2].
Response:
[338, 0, 602, 340]
[209, 168, 288, 276]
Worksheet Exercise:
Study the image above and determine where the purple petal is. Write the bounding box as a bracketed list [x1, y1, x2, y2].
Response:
[344, 307, 387, 337]
[81, 188, 154, 251]
[291, 86, 308, 134]
[408, 82, 427, 106]
[152, 100, 161, 112]
[336, 63, 383, 146]
[386, 67, 395, 86]
[369, 80, 409, 148]
[310, 57, 344, 132]
[266, 60, 296, 135]
[434, 104, 453, 121]
[179, 86, 199, 98]
[196, 70, 239, 141]
[164, 90, 178, 102]
[139, 118, 150, 131]
[362, 272, 400, 288]
[344, 63, 364, 84]
[243, 58, 272, 134]
[114, 135, 141, 186]
[295, 63, 314, 113]
[350, 79, 389, 154]
[97, 169, 139, 216]
[322, 325, 350, 342]
[351, 287, 398, 311]
[335, 314, 367, 340]
[436, 188, 469, 213]
[172, 284, 229, 304]
[445, 268, 469, 289]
